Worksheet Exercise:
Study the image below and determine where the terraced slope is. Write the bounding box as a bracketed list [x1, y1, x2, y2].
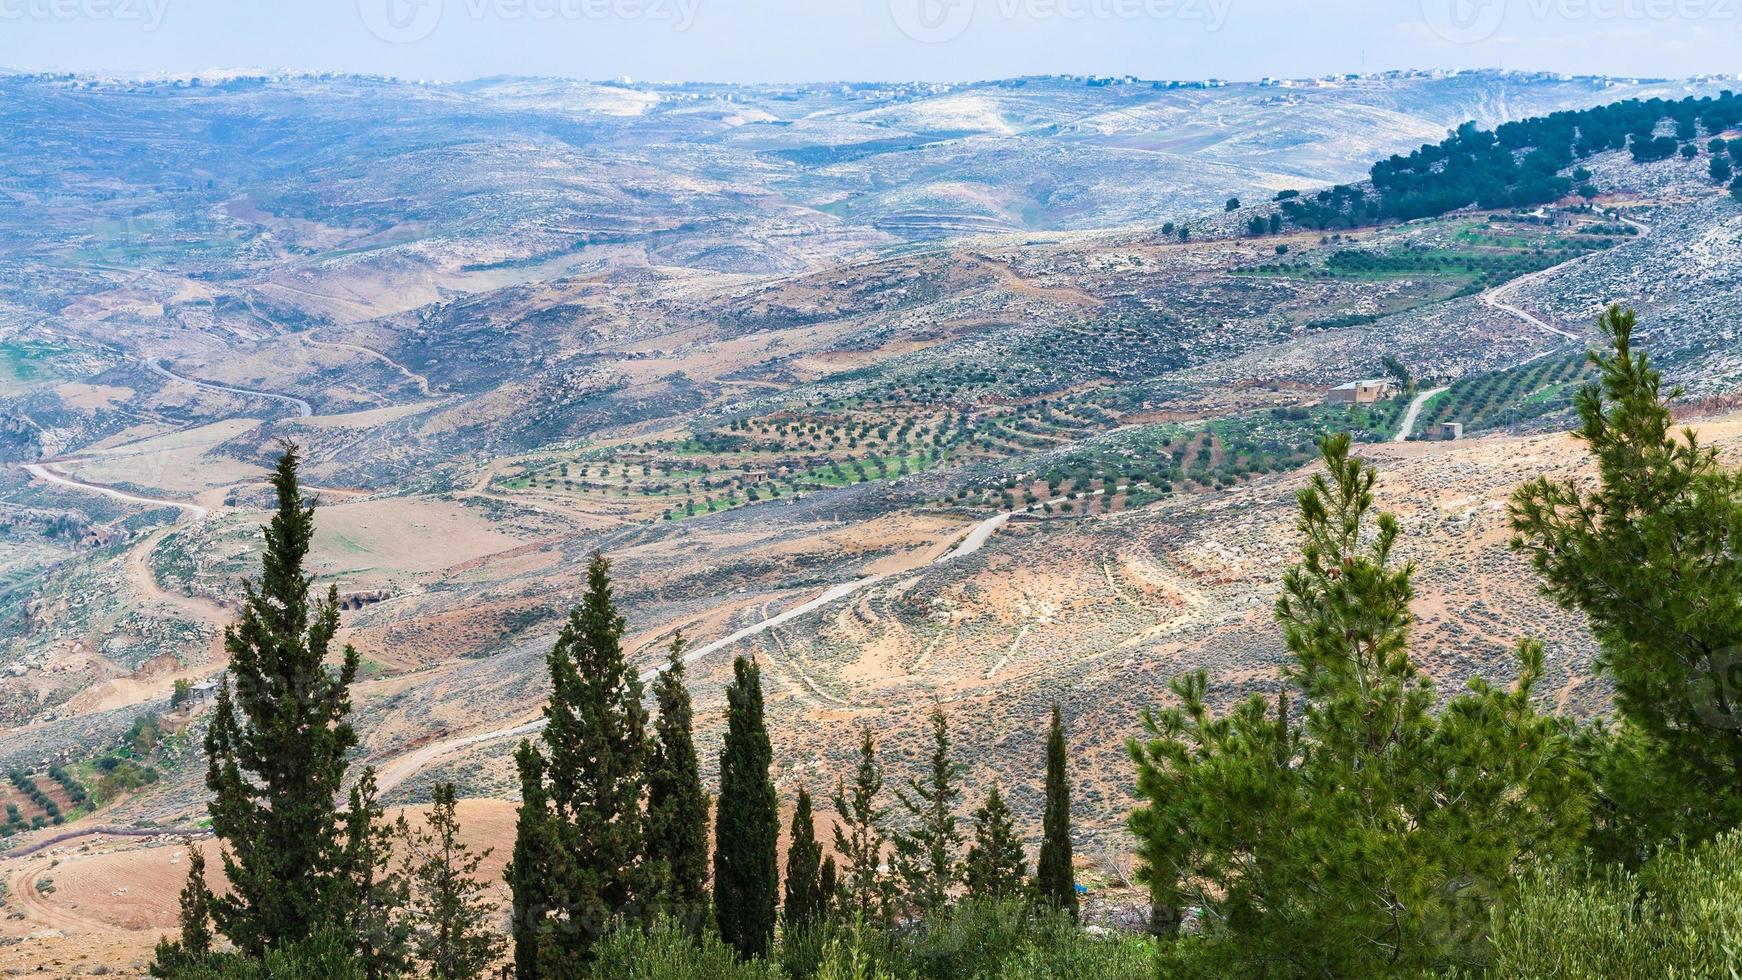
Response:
[3, 76, 1742, 965]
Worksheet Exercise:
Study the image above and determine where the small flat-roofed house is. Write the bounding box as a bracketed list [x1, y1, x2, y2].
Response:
[1325, 379, 1397, 405]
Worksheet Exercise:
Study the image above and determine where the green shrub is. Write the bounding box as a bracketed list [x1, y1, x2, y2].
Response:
[903, 898, 1079, 979]
[998, 930, 1156, 979]
[781, 917, 906, 980]
[95, 759, 159, 802]
[783, 901, 1160, 980]
[814, 934, 903, 980]
[592, 919, 782, 980]
[151, 932, 364, 979]
[1483, 830, 1742, 979]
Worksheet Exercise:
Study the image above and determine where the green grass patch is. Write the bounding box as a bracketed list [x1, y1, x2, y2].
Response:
[326, 533, 371, 555]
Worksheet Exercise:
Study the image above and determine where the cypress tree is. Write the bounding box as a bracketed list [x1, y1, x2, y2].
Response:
[964, 782, 1025, 900]
[507, 552, 657, 972]
[400, 782, 505, 980]
[714, 656, 779, 958]
[783, 787, 825, 929]
[504, 741, 556, 980]
[831, 727, 893, 924]
[818, 856, 839, 914]
[203, 443, 369, 954]
[177, 844, 215, 958]
[1035, 703, 1077, 919]
[150, 841, 214, 975]
[891, 707, 964, 915]
[647, 632, 710, 931]
[339, 770, 410, 979]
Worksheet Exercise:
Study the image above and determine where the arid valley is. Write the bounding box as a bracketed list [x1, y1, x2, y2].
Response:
[4, 68, 1742, 973]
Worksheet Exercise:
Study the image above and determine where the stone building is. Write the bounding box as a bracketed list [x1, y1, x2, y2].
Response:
[1325, 379, 1397, 405]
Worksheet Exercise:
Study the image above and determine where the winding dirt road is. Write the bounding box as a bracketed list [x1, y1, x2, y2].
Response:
[303, 336, 435, 397]
[123, 526, 229, 627]
[19, 347, 427, 517]
[12, 355, 381, 724]
[374, 508, 1016, 793]
[146, 358, 313, 419]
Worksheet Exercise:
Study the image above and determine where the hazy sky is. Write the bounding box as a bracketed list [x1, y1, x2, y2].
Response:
[1, 0, 1737, 83]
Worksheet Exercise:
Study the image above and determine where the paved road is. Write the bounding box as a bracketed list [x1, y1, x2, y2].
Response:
[1478, 210, 1653, 343]
[1481, 275, 1580, 341]
[1394, 386, 1449, 442]
[20, 460, 208, 519]
[941, 510, 1011, 561]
